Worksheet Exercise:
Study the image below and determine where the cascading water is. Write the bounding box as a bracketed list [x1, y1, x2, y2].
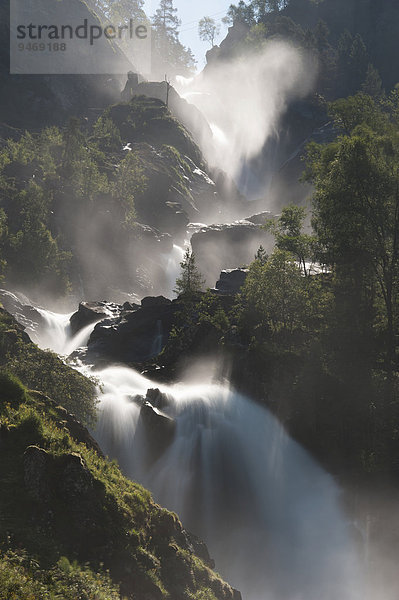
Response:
[93, 365, 365, 600]
[29, 308, 99, 357]
[17, 291, 366, 600]
[162, 244, 185, 297]
[33, 309, 72, 354]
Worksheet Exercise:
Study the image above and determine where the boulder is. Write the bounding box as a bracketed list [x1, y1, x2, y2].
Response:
[70, 301, 121, 336]
[146, 388, 170, 410]
[140, 402, 176, 455]
[24, 445, 95, 504]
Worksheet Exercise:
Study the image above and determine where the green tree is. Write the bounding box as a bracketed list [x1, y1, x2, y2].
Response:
[174, 248, 204, 298]
[307, 97, 399, 371]
[242, 248, 308, 336]
[112, 151, 147, 227]
[198, 17, 221, 47]
[264, 205, 314, 275]
[152, 0, 195, 77]
[222, 1, 256, 26]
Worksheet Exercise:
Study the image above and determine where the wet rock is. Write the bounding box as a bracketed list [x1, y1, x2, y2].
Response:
[87, 300, 179, 364]
[146, 388, 170, 410]
[0, 289, 44, 339]
[246, 211, 274, 225]
[122, 301, 140, 313]
[214, 269, 248, 295]
[70, 301, 121, 336]
[135, 397, 176, 468]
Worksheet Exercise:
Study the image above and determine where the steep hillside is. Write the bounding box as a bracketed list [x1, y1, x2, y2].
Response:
[0, 95, 234, 301]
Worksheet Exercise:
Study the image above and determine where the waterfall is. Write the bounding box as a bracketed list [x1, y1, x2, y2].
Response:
[150, 319, 164, 357]
[32, 309, 99, 356]
[33, 309, 73, 354]
[163, 244, 185, 297]
[93, 365, 365, 600]
[20, 296, 367, 600]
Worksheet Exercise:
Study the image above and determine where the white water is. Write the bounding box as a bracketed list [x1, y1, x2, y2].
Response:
[92, 365, 365, 600]
[31, 309, 100, 357]
[27, 306, 366, 600]
[162, 244, 185, 298]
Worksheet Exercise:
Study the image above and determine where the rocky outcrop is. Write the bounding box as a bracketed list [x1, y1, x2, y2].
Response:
[0, 289, 44, 341]
[138, 400, 176, 466]
[70, 301, 121, 336]
[87, 296, 179, 364]
[108, 97, 202, 166]
[132, 81, 214, 155]
[191, 220, 274, 286]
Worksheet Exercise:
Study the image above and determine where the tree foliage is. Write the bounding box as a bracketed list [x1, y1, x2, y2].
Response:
[174, 248, 205, 299]
[198, 17, 221, 47]
[152, 0, 196, 78]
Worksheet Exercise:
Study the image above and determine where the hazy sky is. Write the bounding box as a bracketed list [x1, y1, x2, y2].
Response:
[143, 0, 231, 69]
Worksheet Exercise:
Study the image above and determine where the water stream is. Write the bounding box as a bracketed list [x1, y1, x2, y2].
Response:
[28, 305, 366, 600]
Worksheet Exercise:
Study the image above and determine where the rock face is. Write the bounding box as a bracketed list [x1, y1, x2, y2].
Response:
[214, 269, 248, 295]
[87, 296, 178, 364]
[191, 221, 274, 286]
[138, 399, 176, 466]
[132, 81, 214, 155]
[0, 289, 44, 341]
[69, 301, 121, 336]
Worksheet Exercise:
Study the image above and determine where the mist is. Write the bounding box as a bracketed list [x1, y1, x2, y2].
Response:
[176, 41, 317, 185]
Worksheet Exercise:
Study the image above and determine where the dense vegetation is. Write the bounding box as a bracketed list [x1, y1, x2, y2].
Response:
[161, 92, 399, 482]
[0, 96, 202, 300]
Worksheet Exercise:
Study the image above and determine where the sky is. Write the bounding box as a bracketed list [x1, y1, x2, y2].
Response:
[143, 0, 231, 69]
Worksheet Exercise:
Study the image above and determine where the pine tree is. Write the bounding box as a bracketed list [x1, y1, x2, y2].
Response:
[152, 0, 180, 44]
[174, 248, 204, 298]
[151, 0, 195, 78]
